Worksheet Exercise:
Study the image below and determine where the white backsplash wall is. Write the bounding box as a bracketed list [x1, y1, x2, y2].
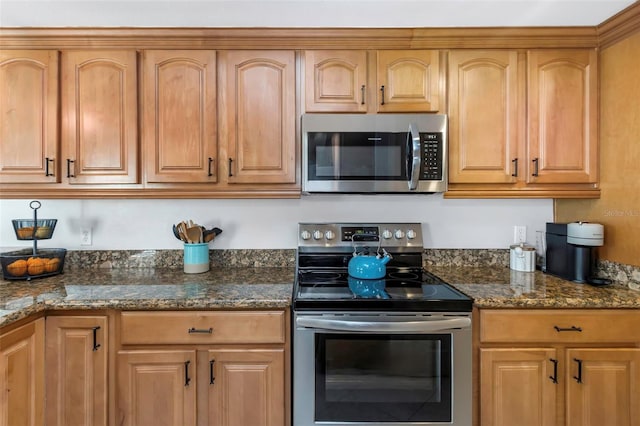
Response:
[0, 196, 552, 250]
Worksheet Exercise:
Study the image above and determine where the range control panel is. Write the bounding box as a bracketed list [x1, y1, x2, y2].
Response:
[298, 222, 424, 252]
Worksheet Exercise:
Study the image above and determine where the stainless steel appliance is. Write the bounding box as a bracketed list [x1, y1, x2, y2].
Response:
[302, 114, 447, 194]
[292, 223, 473, 426]
[545, 222, 611, 286]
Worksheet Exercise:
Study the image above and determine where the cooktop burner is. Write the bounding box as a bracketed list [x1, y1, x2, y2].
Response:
[293, 222, 473, 312]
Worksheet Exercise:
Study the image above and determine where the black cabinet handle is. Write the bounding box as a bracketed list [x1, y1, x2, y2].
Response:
[210, 359, 215, 385]
[532, 157, 539, 177]
[228, 158, 233, 177]
[184, 360, 191, 386]
[66, 159, 75, 178]
[554, 325, 582, 333]
[92, 326, 101, 351]
[187, 327, 213, 334]
[573, 358, 583, 383]
[208, 157, 214, 177]
[511, 158, 518, 177]
[45, 157, 54, 177]
[380, 85, 385, 105]
[549, 358, 558, 384]
[360, 85, 365, 105]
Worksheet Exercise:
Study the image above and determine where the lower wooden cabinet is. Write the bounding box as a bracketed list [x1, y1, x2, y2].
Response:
[478, 309, 640, 426]
[0, 318, 45, 426]
[45, 315, 109, 426]
[116, 310, 288, 426]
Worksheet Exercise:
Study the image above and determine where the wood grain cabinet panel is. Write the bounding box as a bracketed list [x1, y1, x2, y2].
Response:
[219, 50, 296, 185]
[376, 50, 440, 112]
[207, 349, 285, 426]
[45, 316, 108, 426]
[61, 50, 138, 184]
[0, 50, 58, 184]
[480, 348, 557, 426]
[0, 318, 45, 426]
[528, 49, 598, 185]
[143, 50, 217, 184]
[448, 50, 520, 184]
[478, 309, 640, 426]
[303, 50, 368, 113]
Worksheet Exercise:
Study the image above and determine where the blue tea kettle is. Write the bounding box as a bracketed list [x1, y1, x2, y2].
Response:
[348, 276, 390, 299]
[348, 248, 392, 279]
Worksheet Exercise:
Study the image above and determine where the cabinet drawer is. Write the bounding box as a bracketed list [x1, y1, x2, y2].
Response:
[120, 311, 285, 345]
[480, 309, 640, 343]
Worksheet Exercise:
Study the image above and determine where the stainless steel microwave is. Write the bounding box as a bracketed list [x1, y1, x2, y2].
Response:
[302, 113, 447, 194]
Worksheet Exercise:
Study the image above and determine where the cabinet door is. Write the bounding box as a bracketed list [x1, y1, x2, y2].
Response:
[0, 318, 45, 426]
[448, 50, 521, 184]
[61, 50, 138, 184]
[117, 350, 196, 426]
[566, 348, 640, 426]
[480, 348, 557, 426]
[303, 50, 368, 113]
[143, 50, 217, 183]
[527, 49, 598, 184]
[376, 50, 440, 112]
[207, 349, 285, 426]
[220, 51, 296, 185]
[45, 316, 108, 426]
[0, 50, 58, 184]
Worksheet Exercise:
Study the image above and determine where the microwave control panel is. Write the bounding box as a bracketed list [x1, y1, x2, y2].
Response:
[421, 132, 443, 181]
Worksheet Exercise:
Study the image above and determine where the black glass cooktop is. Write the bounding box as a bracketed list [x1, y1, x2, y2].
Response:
[293, 268, 472, 312]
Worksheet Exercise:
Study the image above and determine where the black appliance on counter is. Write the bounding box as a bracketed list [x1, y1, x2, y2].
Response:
[545, 222, 611, 286]
[292, 222, 473, 426]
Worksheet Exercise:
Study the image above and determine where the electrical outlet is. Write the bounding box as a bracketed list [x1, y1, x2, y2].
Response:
[80, 228, 92, 246]
[513, 225, 527, 244]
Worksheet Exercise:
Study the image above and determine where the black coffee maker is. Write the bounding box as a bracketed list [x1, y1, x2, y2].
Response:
[545, 222, 611, 286]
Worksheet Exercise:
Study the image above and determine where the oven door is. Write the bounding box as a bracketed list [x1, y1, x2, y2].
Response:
[293, 312, 472, 426]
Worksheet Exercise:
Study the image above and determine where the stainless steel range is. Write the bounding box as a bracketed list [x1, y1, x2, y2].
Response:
[292, 223, 473, 426]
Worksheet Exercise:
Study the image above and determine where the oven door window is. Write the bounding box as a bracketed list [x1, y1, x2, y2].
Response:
[307, 132, 408, 181]
[315, 333, 452, 422]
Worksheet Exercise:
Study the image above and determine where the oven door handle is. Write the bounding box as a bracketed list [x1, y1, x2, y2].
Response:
[407, 122, 421, 190]
[296, 317, 471, 333]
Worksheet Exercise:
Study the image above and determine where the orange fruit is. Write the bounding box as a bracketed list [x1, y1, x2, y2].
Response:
[6, 259, 28, 276]
[27, 257, 45, 275]
[44, 258, 60, 273]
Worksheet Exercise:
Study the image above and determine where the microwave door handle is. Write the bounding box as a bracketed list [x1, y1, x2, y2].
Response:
[296, 317, 471, 333]
[408, 123, 421, 190]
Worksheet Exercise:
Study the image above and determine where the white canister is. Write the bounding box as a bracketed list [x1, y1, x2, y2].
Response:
[510, 243, 536, 272]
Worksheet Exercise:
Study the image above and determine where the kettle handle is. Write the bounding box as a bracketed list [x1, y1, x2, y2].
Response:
[351, 234, 381, 256]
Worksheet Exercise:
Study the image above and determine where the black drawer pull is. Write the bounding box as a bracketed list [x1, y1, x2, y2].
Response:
[210, 359, 216, 385]
[360, 85, 365, 105]
[511, 158, 518, 177]
[549, 358, 558, 384]
[208, 157, 214, 177]
[228, 158, 233, 177]
[573, 358, 583, 383]
[92, 326, 101, 351]
[380, 85, 385, 105]
[45, 157, 54, 176]
[188, 327, 213, 334]
[554, 325, 582, 332]
[66, 159, 75, 178]
[532, 157, 540, 177]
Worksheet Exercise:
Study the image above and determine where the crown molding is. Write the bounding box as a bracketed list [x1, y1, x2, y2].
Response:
[598, 1, 640, 49]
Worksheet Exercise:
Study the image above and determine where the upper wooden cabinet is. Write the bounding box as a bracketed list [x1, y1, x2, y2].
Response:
[304, 50, 441, 113]
[0, 50, 59, 184]
[446, 49, 599, 198]
[219, 50, 297, 186]
[527, 49, 598, 185]
[61, 50, 139, 185]
[142, 50, 218, 184]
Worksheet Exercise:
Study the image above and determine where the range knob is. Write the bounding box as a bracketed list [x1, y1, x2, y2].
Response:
[406, 229, 417, 240]
[313, 230, 323, 240]
[394, 229, 406, 239]
[382, 229, 393, 239]
[300, 230, 312, 240]
[325, 230, 336, 240]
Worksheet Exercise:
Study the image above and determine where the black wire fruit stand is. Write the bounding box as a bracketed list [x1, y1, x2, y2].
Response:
[1, 200, 67, 280]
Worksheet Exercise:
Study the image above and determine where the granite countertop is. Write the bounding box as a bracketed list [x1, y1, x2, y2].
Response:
[2, 265, 640, 329]
[0, 267, 294, 328]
